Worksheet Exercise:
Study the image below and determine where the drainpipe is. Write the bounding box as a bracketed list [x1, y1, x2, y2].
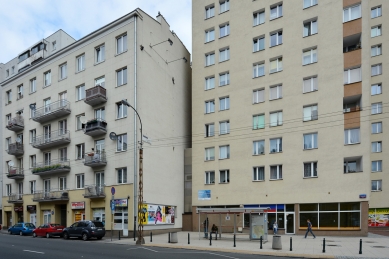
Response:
[133, 14, 138, 241]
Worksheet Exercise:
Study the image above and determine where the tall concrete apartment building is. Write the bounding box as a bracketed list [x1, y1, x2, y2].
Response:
[192, 0, 388, 236]
[1, 9, 191, 233]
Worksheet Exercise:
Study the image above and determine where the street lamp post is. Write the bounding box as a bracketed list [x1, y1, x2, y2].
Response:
[121, 99, 145, 245]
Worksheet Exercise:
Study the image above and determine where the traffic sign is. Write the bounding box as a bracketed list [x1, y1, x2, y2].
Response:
[111, 187, 115, 195]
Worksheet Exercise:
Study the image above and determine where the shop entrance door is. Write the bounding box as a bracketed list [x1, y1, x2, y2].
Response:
[286, 213, 295, 234]
[6, 212, 12, 228]
[30, 213, 37, 226]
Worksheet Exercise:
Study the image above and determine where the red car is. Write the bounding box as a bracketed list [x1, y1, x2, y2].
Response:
[33, 223, 65, 238]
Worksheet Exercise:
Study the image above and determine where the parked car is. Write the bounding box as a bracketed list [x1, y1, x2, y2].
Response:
[33, 223, 65, 238]
[8, 223, 36, 235]
[62, 220, 105, 241]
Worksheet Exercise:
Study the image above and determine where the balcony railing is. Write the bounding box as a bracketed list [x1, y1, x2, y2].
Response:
[84, 185, 106, 198]
[84, 151, 107, 167]
[7, 167, 24, 180]
[84, 119, 107, 137]
[8, 193, 23, 203]
[31, 130, 70, 149]
[85, 85, 107, 106]
[6, 115, 24, 132]
[32, 100, 71, 123]
[32, 159, 71, 175]
[7, 143, 24, 156]
[32, 189, 69, 202]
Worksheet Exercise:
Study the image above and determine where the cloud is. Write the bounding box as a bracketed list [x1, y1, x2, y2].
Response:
[0, 0, 191, 63]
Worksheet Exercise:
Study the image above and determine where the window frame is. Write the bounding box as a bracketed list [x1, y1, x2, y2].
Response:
[116, 67, 128, 87]
[270, 4, 283, 20]
[219, 48, 230, 62]
[304, 133, 318, 150]
[371, 45, 382, 57]
[303, 19, 318, 37]
[372, 141, 382, 153]
[59, 63, 67, 80]
[253, 140, 265, 155]
[304, 162, 318, 178]
[219, 96, 230, 111]
[76, 54, 85, 72]
[270, 138, 282, 153]
[76, 85, 86, 101]
[116, 101, 128, 119]
[75, 174, 85, 189]
[371, 84, 382, 95]
[117, 168, 127, 184]
[303, 48, 318, 65]
[253, 166, 265, 181]
[371, 180, 382, 191]
[371, 25, 382, 38]
[219, 169, 230, 183]
[343, 4, 361, 23]
[30, 78, 37, 93]
[219, 0, 229, 14]
[372, 160, 382, 172]
[270, 165, 282, 180]
[371, 64, 382, 76]
[270, 57, 283, 73]
[219, 120, 230, 135]
[205, 5, 215, 19]
[116, 34, 128, 54]
[371, 102, 382, 115]
[219, 72, 230, 86]
[371, 6, 382, 19]
[253, 11, 265, 26]
[205, 123, 215, 137]
[205, 52, 215, 66]
[253, 114, 265, 129]
[205, 28, 215, 43]
[270, 31, 283, 47]
[371, 122, 382, 134]
[270, 111, 283, 127]
[205, 100, 215, 114]
[219, 145, 230, 159]
[303, 0, 317, 9]
[253, 89, 265, 104]
[76, 143, 85, 160]
[205, 76, 215, 90]
[116, 134, 128, 152]
[205, 171, 215, 184]
[44, 70, 51, 87]
[205, 147, 215, 161]
[269, 85, 282, 100]
[219, 23, 230, 38]
[344, 128, 360, 145]
[253, 37, 265, 52]
[95, 44, 105, 63]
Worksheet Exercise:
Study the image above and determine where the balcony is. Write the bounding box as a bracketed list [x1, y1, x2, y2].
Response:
[85, 85, 107, 106]
[32, 159, 71, 176]
[7, 143, 24, 156]
[32, 189, 69, 202]
[84, 151, 107, 168]
[343, 95, 361, 129]
[344, 82, 362, 97]
[6, 115, 24, 132]
[343, 18, 361, 38]
[8, 193, 23, 204]
[7, 167, 24, 180]
[84, 119, 107, 137]
[32, 130, 70, 149]
[32, 100, 71, 124]
[30, 48, 47, 66]
[84, 185, 106, 199]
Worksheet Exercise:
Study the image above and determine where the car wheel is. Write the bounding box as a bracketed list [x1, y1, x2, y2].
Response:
[33, 232, 37, 238]
[82, 233, 89, 241]
[63, 232, 69, 240]
[97, 237, 102, 240]
[19, 231, 23, 236]
[46, 233, 50, 238]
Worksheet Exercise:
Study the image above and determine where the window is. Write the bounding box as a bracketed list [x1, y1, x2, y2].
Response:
[205, 29, 215, 43]
[371, 45, 382, 57]
[76, 85, 85, 101]
[117, 67, 128, 86]
[270, 85, 282, 100]
[270, 31, 282, 47]
[76, 144, 85, 159]
[304, 162, 317, 177]
[205, 53, 215, 66]
[205, 76, 215, 90]
[30, 155, 36, 168]
[304, 133, 318, 149]
[219, 170, 230, 183]
[219, 96, 230, 111]
[76, 174, 85, 189]
[117, 168, 127, 184]
[270, 165, 282, 180]
[205, 124, 215, 137]
[220, 0, 229, 13]
[253, 89, 265, 104]
[76, 114, 86, 130]
[205, 5, 215, 19]
[371, 25, 382, 37]
[219, 72, 230, 86]
[270, 111, 283, 126]
[44, 70, 51, 87]
[96, 172, 105, 187]
[253, 37, 265, 52]
[95, 76, 105, 87]
[372, 142, 382, 153]
[30, 78, 36, 93]
[343, 4, 361, 22]
[219, 121, 230, 134]
[6, 69, 9, 77]
[59, 63, 67, 80]
[116, 34, 127, 54]
[253, 167, 265, 181]
[372, 180, 382, 191]
[371, 84, 382, 95]
[372, 122, 382, 134]
[253, 11, 265, 26]
[117, 134, 127, 151]
[205, 100, 215, 114]
[303, 105, 318, 121]
[270, 138, 282, 153]
[205, 147, 215, 161]
[270, 58, 283, 73]
[94, 107, 105, 121]
[29, 129, 36, 143]
[95, 45, 105, 63]
[117, 102, 128, 118]
[30, 103, 36, 118]
[303, 48, 317, 65]
[371, 6, 382, 18]
[205, 171, 215, 184]
[219, 48, 230, 62]
[303, 77, 318, 93]
[253, 63, 265, 78]
[6, 114, 11, 124]
[371, 64, 382, 76]
[29, 180, 36, 194]
[303, 20, 317, 37]
[6, 90, 12, 104]
[76, 54, 85, 72]
[304, 0, 317, 8]
[344, 67, 361, 84]
[219, 145, 230, 159]
[219, 24, 230, 38]
[253, 114, 265, 129]
[253, 140, 265, 155]
[270, 4, 283, 20]
[344, 128, 360, 144]
[6, 137, 11, 150]
[372, 102, 382, 114]
[372, 161, 382, 172]
[17, 85, 23, 100]
[6, 184, 12, 196]
[59, 177, 67, 191]
[58, 147, 67, 162]
[52, 41, 56, 50]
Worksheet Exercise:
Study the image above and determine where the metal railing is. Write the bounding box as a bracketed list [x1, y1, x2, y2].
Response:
[33, 188, 69, 201]
[6, 115, 24, 129]
[84, 150, 107, 164]
[85, 85, 106, 100]
[84, 185, 105, 197]
[32, 99, 70, 119]
[7, 142, 24, 155]
[32, 159, 70, 174]
[8, 193, 23, 202]
[31, 130, 70, 147]
[84, 119, 107, 133]
[7, 167, 24, 178]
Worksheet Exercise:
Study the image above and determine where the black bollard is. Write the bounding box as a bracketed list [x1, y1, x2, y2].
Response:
[322, 238, 326, 253]
[260, 236, 263, 249]
[290, 237, 292, 251]
[168, 232, 170, 243]
[359, 239, 362, 254]
[188, 233, 190, 244]
[233, 234, 236, 247]
[209, 232, 212, 246]
[150, 232, 152, 242]
[119, 231, 121, 240]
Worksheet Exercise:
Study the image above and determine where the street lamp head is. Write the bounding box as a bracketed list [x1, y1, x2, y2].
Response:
[168, 38, 173, 46]
[121, 99, 130, 107]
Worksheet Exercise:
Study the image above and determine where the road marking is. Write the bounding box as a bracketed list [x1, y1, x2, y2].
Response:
[138, 247, 240, 259]
[208, 252, 240, 259]
[126, 247, 140, 250]
[23, 250, 45, 254]
[141, 247, 159, 252]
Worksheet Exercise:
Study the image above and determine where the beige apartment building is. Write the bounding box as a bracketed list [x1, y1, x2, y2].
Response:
[192, 0, 388, 236]
[1, 8, 191, 234]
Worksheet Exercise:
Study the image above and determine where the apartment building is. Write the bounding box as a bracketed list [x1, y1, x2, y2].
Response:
[1, 9, 191, 234]
[191, 0, 388, 236]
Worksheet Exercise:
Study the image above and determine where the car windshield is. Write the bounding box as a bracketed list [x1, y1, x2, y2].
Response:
[92, 222, 104, 227]
[25, 223, 35, 228]
[50, 224, 61, 227]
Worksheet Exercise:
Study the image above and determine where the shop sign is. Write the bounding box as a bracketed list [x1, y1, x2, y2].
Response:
[138, 204, 175, 225]
[369, 208, 389, 227]
[198, 190, 211, 200]
[113, 199, 128, 207]
[71, 202, 85, 209]
[27, 205, 36, 212]
[14, 206, 23, 212]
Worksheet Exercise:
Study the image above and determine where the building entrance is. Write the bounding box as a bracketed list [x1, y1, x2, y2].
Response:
[286, 213, 295, 234]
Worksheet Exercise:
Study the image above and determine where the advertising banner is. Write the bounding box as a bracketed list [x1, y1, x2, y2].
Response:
[198, 190, 211, 200]
[369, 208, 389, 227]
[138, 204, 175, 225]
[71, 202, 85, 209]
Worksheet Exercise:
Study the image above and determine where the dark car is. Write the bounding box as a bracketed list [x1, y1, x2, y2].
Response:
[33, 223, 65, 238]
[62, 220, 105, 241]
[8, 223, 36, 235]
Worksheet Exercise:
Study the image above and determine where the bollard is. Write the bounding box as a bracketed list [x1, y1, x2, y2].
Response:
[322, 238, 326, 253]
[359, 239, 362, 254]
[168, 232, 170, 243]
[290, 237, 292, 251]
[233, 234, 236, 247]
[188, 233, 190, 244]
[119, 231, 121, 240]
[209, 232, 212, 246]
[260, 236, 263, 249]
[150, 232, 152, 243]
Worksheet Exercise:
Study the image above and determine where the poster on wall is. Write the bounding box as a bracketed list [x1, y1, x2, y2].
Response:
[369, 208, 389, 227]
[138, 204, 175, 225]
[198, 190, 211, 200]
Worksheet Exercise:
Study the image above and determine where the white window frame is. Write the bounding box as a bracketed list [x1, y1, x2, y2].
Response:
[371, 102, 382, 114]
[253, 114, 265, 129]
[303, 48, 317, 65]
[303, 20, 318, 37]
[30, 155, 36, 168]
[117, 168, 127, 184]
[219, 121, 230, 135]
[219, 72, 230, 86]
[205, 29, 215, 43]
[270, 111, 283, 127]
[371, 180, 382, 191]
[219, 48, 230, 62]
[76, 174, 85, 189]
[44, 70, 51, 87]
[29, 180, 36, 194]
[253, 63, 265, 78]
[76, 85, 85, 101]
[76, 114, 85, 130]
[371, 64, 382, 76]
[372, 161, 382, 172]
[270, 31, 282, 47]
[253, 166, 265, 181]
[117, 67, 128, 86]
[253, 11, 265, 26]
[17, 85, 23, 100]
[205, 123, 215, 137]
[253, 37, 265, 52]
[344, 128, 360, 144]
[304, 133, 318, 149]
[219, 23, 230, 38]
[343, 4, 361, 23]
[371, 25, 382, 38]
[219, 0, 229, 13]
[205, 171, 215, 184]
[270, 57, 283, 73]
[219, 170, 230, 183]
[270, 138, 282, 153]
[303, 105, 318, 121]
[117, 134, 128, 152]
[205, 76, 215, 90]
[59, 63, 67, 80]
[59, 177, 67, 191]
[371, 84, 382, 95]
[372, 141, 382, 153]
[76, 54, 85, 72]
[95, 45, 105, 63]
[269, 85, 282, 100]
[116, 34, 128, 54]
[371, 6, 382, 19]
[344, 67, 361, 84]
[270, 4, 283, 20]
[303, 0, 317, 9]
[117, 102, 128, 119]
[371, 45, 382, 57]
[205, 53, 215, 66]
[304, 162, 317, 178]
[270, 165, 282, 180]
[219, 145, 230, 159]
[76, 143, 85, 160]
[371, 122, 382, 134]
[253, 89, 265, 103]
[205, 100, 215, 114]
[303, 77, 318, 93]
[205, 147, 215, 161]
[205, 5, 215, 19]
[253, 140, 265, 155]
[30, 78, 36, 93]
[219, 96, 230, 111]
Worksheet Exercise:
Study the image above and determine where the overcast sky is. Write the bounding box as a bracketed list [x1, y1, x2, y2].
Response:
[0, 0, 192, 63]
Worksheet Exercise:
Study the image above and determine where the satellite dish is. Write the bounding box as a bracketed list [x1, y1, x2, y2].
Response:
[8, 161, 14, 167]
[109, 132, 117, 140]
[16, 137, 22, 143]
[79, 116, 87, 124]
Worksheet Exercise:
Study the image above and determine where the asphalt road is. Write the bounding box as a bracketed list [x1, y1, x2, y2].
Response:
[0, 233, 293, 259]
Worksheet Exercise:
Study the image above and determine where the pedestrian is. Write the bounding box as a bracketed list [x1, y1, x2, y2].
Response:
[273, 221, 278, 235]
[304, 219, 316, 238]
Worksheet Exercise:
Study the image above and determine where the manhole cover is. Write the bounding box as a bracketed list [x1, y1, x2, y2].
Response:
[372, 246, 388, 248]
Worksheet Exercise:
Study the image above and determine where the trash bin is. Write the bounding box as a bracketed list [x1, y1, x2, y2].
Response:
[170, 232, 178, 243]
[272, 235, 282, 250]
